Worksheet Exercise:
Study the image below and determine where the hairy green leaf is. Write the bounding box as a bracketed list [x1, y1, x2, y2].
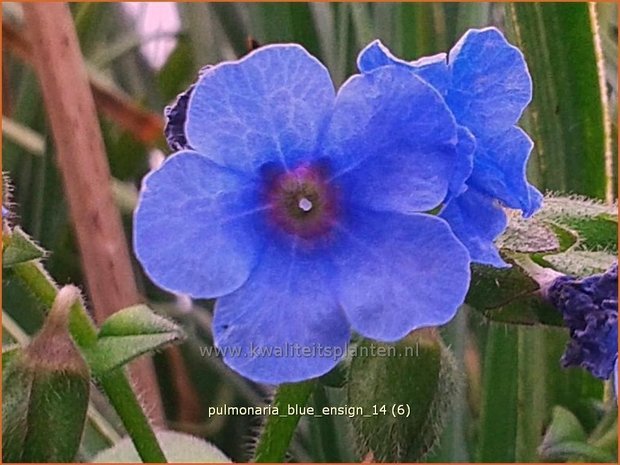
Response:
[3, 227, 46, 268]
[85, 305, 185, 376]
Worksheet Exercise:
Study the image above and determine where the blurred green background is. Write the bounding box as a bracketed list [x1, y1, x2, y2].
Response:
[2, 2, 617, 462]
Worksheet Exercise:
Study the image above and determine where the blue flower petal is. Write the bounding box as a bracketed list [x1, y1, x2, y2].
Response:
[325, 66, 458, 213]
[468, 126, 535, 212]
[357, 40, 450, 94]
[447, 27, 532, 137]
[334, 210, 470, 341]
[525, 184, 544, 218]
[357, 40, 406, 72]
[185, 45, 335, 174]
[134, 151, 265, 298]
[447, 125, 476, 202]
[440, 188, 508, 267]
[410, 53, 450, 94]
[213, 241, 350, 384]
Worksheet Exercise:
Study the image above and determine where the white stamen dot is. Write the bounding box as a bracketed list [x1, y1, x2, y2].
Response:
[298, 197, 313, 212]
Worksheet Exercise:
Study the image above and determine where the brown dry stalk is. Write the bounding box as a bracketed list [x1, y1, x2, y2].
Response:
[22, 2, 163, 423]
[3, 53, 12, 116]
[3, 19, 164, 144]
[165, 346, 204, 423]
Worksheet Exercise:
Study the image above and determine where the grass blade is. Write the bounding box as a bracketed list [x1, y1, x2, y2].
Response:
[506, 3, 610, 199]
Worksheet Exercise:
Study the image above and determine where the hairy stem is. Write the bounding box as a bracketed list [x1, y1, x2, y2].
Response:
[254, 381, 317, 462]
[99, 372, 167, 463]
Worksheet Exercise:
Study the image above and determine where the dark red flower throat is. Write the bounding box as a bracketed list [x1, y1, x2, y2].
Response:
[263, 162, 339, 239]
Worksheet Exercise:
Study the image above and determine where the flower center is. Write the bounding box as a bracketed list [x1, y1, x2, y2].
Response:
[298, 197, 313, 212]
[263, 162, 339, 239]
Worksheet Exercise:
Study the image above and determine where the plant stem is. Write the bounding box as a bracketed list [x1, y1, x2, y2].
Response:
[254, 380, 317, 462]
[12, 262, 98, 348]
[9, 261, 167, 463]
[99, 371, 167, 462]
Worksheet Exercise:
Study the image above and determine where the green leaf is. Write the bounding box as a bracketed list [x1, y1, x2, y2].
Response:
[498, 216, 562, 253]
[97, 304, 180, 337]
[539, 407, 616, 463]
[500, 196, 617, 257]
[85, 305, 185, 376]
[515, 326, 547, 461]
[533, 197, 617, 276]
[469, 193, 618, 326]
[541, 406, 587, 447]
[543, 250, 617, 276]
[3, 363, 90, 462]
[540, 441, 616, 463]
[505, 3, 610, 199]
[561, 216, 617, 252]
[1, 344, 22, 367]
[536, 196, 617, 250]
[476, 324, 518, 461]
[253, 380, 317, 462]
[2, 227, 46, 268]
[466, 262, 564, 327]
[93, 430, 231, 463]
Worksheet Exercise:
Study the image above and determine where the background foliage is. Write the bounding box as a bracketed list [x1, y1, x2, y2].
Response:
[2, 2, 617, 462]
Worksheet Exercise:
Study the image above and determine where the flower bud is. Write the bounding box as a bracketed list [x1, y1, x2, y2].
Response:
[2, 286, 90, 463]
[543, 263, 617, 380]
[347, 330, 460, 461]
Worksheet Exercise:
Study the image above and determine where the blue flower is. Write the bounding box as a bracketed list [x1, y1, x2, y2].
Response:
[358, 28, 543, 267]
[134, 45, 471, 384]
[547, 264, 618, 380]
